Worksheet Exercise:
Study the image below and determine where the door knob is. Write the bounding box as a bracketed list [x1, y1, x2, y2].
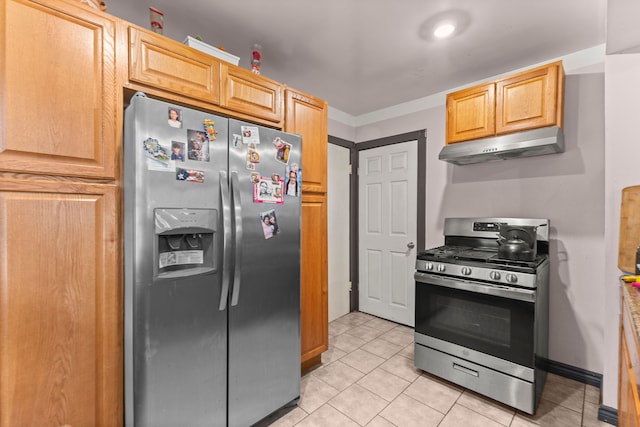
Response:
[407, 242, 415, 249]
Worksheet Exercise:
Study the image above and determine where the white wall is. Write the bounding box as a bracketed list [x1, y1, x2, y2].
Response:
[327, 144, 351, 321]
[601, 53, 640, 409]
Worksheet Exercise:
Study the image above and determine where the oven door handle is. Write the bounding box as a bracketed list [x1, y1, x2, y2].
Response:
[414, 272, 535, 303]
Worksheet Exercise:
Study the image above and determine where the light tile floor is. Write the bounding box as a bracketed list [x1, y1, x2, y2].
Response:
[269, 311, 612, 427]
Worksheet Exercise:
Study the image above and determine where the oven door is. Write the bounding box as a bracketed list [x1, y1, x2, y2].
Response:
[415, 272, 535, 369]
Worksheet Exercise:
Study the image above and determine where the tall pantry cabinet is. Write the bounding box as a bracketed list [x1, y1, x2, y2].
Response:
[1, 0, 329, 424]
[285, 90, 329, 372]
[0, 0, 122, 425]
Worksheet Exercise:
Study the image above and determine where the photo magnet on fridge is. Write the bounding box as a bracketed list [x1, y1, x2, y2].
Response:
[253, 176, 284, 204]
[187, 129, 210, 162]
[143, 137, 170, 167]
[241, 126, 260, 145]
[273, 137, 292, 164]
[284, 163, 301, 197]
[247, 143, 260, 164]
[259, 209, 279, 239]
[167, 107, 182, 128]
[170, 141, 186, 162]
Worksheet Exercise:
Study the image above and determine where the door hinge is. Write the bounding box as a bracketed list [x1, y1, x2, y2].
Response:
[348, 281, 352, 292]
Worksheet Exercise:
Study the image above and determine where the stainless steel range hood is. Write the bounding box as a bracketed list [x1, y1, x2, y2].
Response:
[438, 126, 565, 165]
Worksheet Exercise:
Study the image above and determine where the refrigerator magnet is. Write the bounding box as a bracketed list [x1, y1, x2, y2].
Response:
[203, 119, 218, 141]
[167, 107, 182, 128]
[260, 209, 279, 239]
[250, 172, 261, 184]
[170, 141, 186, 162]
[143, 137, 170, 167]
[254, 176, 284, 204]
[187, 129, 210, 162]
[241, 126, 260, 145]
[176, 167, 205, 183]
[273, 137, 292, 164]
[247, 146, 260, 164]
[284, 164, 301, 197]
[232, 134, 243, 148]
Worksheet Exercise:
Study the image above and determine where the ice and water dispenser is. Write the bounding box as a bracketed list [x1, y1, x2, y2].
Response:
[154, 208, 217, 278]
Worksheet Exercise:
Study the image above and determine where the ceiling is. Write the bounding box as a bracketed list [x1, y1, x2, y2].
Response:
[105, 0, 606, 118]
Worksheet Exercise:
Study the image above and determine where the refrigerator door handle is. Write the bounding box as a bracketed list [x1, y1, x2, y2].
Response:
[219, 170, 232, 311]
[230, 171, 243, 306]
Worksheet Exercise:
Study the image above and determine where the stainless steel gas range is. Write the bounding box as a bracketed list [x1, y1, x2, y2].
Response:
[414, 217, 550, 414]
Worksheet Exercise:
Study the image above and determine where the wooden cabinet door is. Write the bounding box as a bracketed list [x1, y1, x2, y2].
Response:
[495, 61, 563, 135]
[220, 64, 282, 124]
[129, 26, 221, 104]
[0, 0, 117, 179]
[621, 329, 634, 427]
[446, 82, 496, 144]
[285, 89, 328, 194]
[0, 178, 121, 427]
[300, 192, 328, 368]
[285, 88, 328, 369]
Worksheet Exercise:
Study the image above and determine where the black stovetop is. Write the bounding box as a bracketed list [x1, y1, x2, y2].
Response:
[417, 245, 547, 269]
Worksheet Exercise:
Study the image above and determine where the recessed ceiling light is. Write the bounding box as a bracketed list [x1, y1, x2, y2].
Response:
[418, 10, 469, 42]
[433, 23, 456, 39]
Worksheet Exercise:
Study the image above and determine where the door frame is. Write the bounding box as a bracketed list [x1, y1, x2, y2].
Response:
[328, 130, 427, 312]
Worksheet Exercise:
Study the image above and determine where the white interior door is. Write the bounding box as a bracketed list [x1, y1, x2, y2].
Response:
[328, 144, 351, 322]
[358, 141, 417, 327]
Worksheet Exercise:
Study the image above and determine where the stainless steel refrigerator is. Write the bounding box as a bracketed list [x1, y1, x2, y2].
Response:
[124, 93, 302, 427]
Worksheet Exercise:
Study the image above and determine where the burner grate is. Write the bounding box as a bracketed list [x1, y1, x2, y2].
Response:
[417, 245, 546, 269]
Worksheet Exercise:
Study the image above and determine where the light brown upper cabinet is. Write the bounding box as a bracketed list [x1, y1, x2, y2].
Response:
[446, 83, 496, 144]
[128, 26, 221, 105]
[0, 0, 117, 179]
[446, 61, 564, 145]
[285, 89, 328, 194]
[221, 64, 283, 125]
[496, 61, 564, 135]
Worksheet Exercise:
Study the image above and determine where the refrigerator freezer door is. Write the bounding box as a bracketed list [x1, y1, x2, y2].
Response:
[227, 120, 302, 426]
[124, 94, 229, 427]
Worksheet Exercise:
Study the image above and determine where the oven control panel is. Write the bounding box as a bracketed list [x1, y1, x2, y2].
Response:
[415, 259, 539, 288]
[472, 222, 505, 232]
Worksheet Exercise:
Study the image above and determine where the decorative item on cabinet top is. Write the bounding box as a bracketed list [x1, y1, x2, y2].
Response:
[184, 36, 240, 65]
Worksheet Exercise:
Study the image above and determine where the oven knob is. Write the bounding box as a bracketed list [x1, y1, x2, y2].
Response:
[426, 262, 434, 271]
[437, 264, 446, 272]
[506, 273, 518, 283]
[490, 271, 501, 280]
[461, 267, 472, 276]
